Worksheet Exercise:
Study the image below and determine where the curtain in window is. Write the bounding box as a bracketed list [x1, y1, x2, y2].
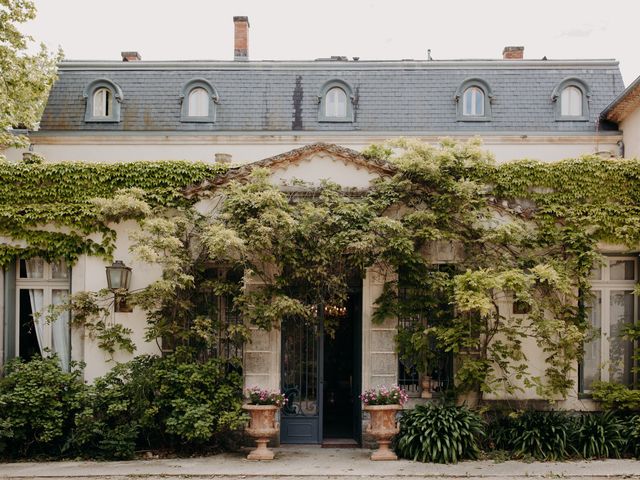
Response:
[325, 88, 347, 117]
[561, 86, 583, 116]
[24, 259, 45, 355]
[188, 88, 209, 116]
[93, 88, 111, 117]
[52, 289, 70, 371]
[582, 291, 602, 390]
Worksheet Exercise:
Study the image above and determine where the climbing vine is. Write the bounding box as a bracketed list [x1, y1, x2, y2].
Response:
[0, 160, 228, 264]
[5, 140, 640, 403]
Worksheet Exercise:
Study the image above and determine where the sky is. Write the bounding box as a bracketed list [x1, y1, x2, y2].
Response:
[22, 0, 640, 86]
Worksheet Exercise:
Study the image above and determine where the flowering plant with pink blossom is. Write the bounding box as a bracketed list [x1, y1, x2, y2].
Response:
[360, 385, 408, 406]
[246, 386, 287, 408]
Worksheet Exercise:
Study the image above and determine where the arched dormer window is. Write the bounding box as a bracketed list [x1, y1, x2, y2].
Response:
[552, 78, 590, 121]
[83, 79, 123, 123]
[180, 79, 219, 123]
[454, 78, 493, 121]
[318, 80, 354, 122]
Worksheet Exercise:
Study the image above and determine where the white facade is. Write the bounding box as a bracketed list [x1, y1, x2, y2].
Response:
[3, 132, 623, 165]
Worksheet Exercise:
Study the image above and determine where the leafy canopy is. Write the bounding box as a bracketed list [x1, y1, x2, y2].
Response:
[0, 0, 62, 155]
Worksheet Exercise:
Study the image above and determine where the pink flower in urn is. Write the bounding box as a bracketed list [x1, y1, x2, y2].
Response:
[247, 386, 286, 407]
[359, 385, 408, 406]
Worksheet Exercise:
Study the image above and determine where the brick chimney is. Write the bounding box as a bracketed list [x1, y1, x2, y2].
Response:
[121, 51, 141, 62]
[502, 46, 524, 60]
[233, 16, 249, 61]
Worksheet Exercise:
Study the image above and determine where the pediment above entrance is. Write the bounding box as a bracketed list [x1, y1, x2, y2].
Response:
[186, 143, 395, 196]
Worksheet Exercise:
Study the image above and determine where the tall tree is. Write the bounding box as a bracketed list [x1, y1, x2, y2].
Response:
[0, 0, 61, 158]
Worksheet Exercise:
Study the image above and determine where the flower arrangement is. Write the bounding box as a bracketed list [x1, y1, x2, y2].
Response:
[360, 385, 408, 406]
[246, 386, 287, 408]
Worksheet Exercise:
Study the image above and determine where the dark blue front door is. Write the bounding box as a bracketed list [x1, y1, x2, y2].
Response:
[280, 315, 321, 443]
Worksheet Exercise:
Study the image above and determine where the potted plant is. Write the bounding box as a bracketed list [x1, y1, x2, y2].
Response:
[242, 387, 286, 460]
[360, 385, 408, 460]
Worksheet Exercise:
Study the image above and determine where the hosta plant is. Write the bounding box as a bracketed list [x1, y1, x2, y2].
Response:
[490, 410, 573, 461]
[394, 403, 484, 463]
[622, 414, 640, 458]
[573, 411, 625, 459]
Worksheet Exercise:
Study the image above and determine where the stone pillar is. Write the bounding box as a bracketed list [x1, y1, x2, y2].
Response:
[242, 275, 280, 392]
[362, 265, 398, 390]
[361, 265, 398, 447]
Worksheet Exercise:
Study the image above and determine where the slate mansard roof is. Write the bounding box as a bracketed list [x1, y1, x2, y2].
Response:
[40, 59, 625, 134]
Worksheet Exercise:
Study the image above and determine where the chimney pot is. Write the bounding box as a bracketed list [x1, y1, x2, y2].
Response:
[121, 51, 141, 62]
[233, 16, 250, 61]
[215, 153, 232, 164]
[502, 46, 524, 60]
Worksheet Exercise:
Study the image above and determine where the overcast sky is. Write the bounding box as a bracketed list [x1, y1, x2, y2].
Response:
[23, 0, 640, 86]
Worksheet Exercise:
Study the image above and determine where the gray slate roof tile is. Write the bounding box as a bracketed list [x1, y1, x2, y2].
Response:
[39, 61, 624, 133]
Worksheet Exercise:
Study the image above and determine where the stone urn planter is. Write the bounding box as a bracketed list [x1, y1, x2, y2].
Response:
[364, 404, 403, 461]
[242, 404, 279, 460]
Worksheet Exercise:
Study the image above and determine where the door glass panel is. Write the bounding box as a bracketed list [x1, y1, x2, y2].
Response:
[610, 260, 635, 281]
[282, 315, 318, 416]
[609, 290, 634, 384]
[583, 291, 602, 390]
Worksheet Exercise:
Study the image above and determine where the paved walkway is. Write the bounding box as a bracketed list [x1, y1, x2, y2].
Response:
[1, 446, 640, 479]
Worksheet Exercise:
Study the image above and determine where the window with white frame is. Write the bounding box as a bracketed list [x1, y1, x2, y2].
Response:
[317, 80, 354, 123]
[83, 79, 122, 123]
[455, 78, 493, 121]
[179, 79, 218, 123]
[560, 86, 583, 117]
[552, 78, 589, 121]
[463, 86, 485, 116]
[325, 87, 347, 118]
[582, 257, 637, 392]
[13, 258, 71, 370]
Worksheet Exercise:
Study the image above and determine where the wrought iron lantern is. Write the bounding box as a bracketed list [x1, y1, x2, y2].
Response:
[106, 260, 132, 312]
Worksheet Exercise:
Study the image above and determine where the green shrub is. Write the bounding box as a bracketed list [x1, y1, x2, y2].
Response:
[591, 382, 640, 411]
[490, 410, 573, 461]
[0, 356, 87, 458]
[395, 403, 484, 463]
[70, 349, 246, 459]
[573, 411, 625, 459]
[621, 414, 640, 458]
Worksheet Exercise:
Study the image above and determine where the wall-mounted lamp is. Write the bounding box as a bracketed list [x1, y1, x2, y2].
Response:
[106, 260, 132, 312]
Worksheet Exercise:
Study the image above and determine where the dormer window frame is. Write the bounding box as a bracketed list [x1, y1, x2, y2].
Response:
[454, 78, 494, 122]
[317, 79, 355, 123]
[552, 77, 591, 122]
[83, 79, 123, 123]
[180, 79, 219, 123]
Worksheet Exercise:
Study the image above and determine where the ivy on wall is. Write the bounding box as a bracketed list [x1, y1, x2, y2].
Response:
[4, 141, 640, 403]
[0, 160, 229, 265]
[484, 156, 640, 246]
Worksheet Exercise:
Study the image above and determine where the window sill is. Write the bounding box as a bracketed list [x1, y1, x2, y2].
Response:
[457, 117, 492, 122]
[318, 117, 354, 123]
[84, 118, 120, 123]
[180, 117, 216, 123]
[556, 117, 589, 122]
[578, 392, 595, 400]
